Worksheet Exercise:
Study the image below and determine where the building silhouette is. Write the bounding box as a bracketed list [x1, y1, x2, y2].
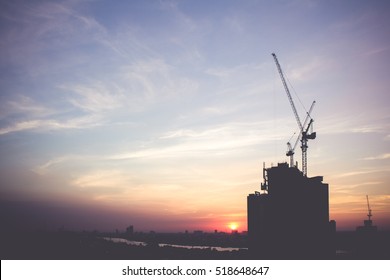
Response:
[247, 163, 334, 259]
[126, 225, 134, 236]
[355, 196, 379, 257]
[356, 195, 377, 233]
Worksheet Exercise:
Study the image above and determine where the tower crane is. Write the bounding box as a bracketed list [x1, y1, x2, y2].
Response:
[357, 195, 377, 231]
[272, 53, 316, 176]
[286, 101, 316, 168]
[286, 133, 296, 168]
[366, 195, 372, 222]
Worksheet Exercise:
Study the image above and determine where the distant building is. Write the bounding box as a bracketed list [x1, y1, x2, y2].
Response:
[355, 196, 379, 257]
[126, 225, 134, 236]
[356, 195, 377, 233]
[247, 163, 334, 259]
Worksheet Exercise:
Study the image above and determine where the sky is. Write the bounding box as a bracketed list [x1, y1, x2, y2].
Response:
[0, 0, 389, 233]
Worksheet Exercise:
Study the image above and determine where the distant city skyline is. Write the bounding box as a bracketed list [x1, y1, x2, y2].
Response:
[1, 0, 389, 232]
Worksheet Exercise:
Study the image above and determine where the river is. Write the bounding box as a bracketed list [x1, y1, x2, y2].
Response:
[103, 237, 247, 252]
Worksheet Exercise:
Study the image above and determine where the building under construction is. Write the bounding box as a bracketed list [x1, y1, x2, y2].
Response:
[246, 53, 335, 259]
[247, 163, 334, 259]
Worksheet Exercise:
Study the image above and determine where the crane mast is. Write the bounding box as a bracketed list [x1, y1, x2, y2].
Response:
[286, 139, 295, 168]
[286, 101, 316, 169]
[272, 53, 316, 176]
[366, 195, 372, 221]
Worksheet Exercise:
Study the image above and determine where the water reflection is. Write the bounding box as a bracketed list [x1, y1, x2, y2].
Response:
[104, 237, 247, 252]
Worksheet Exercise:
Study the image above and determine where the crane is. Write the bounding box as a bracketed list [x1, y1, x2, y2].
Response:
[366, 195, 372, 221]
[286, 133, 296, 168]
[286, 101, 316, 168]
[272, 53, 316, 176]
[357, 195, 377, 231]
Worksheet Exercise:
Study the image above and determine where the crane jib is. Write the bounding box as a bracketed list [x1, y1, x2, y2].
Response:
[271, 53, 316, 177]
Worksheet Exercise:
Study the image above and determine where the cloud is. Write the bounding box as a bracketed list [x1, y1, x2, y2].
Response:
[205, 62, 266, 80]
[363, 153, 390, 161]
[160, 127, 230, 139]
[32, 157, 70, 176]
[110, 121, 284, 161]
[350, 124, 387, 134]
[0, 1, 106, 59]
[333, 167, 389, 178]
[0, 114, 103, 135]
[333, 170, 372, 178]
[160, 121, 285, 141]
[61, 83, 125, 113]
[0, 120, 40, 135]
[361, 46, 390, 57]
[0, 95, 54, 119]
[122, 58, 199, 102]
[158, 0, 198, 32]
[289, 56, 328, 81]
[320, 114, 390, 136]
[71, 170, 133, 189]
[331, 181, 382, 191]
[205, 67, 235, 78]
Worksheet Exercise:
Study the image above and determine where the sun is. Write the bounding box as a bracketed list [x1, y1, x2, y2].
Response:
[228, 222, 238, 231]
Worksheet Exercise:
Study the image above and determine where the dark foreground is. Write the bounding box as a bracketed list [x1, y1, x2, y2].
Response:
[1, 230, 389, 260]
[0, 231, 247, 260]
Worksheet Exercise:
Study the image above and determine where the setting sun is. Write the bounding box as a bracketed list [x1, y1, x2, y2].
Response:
[228, 222, 238, 231]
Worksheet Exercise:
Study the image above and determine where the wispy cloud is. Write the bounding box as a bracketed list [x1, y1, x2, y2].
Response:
[333, 167, 388, 178]
[320, 114, 390, 136]
[71, 170, 134, 189]
[205, 62, 267, 81]
[32, 156, 71, 176]
[0, 120, 41, 135]
[0, 95, 54, 119]
[110, 121, 284, 161]
[333, 170, 371, 178]
[0, 114, 103, 135]
[205, 67, 236, 78]
[61, 83, 125, 113]
[122, 58, 199, 102]
[361, 46, 390, 57]
[350, 124, 388, 134]
[158, 0, 198, 32]
[160, 121, 280, 141]
[289, 56, 329, 82]
[363, 153, 390, 160]
[0, 1, 106, 60]
[331, 181, 382, 191]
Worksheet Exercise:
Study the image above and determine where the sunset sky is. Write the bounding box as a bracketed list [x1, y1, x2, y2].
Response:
[1, 0, 389, 232]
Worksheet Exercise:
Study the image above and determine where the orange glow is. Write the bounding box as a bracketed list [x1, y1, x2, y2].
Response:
[228, 222, 238, 231]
